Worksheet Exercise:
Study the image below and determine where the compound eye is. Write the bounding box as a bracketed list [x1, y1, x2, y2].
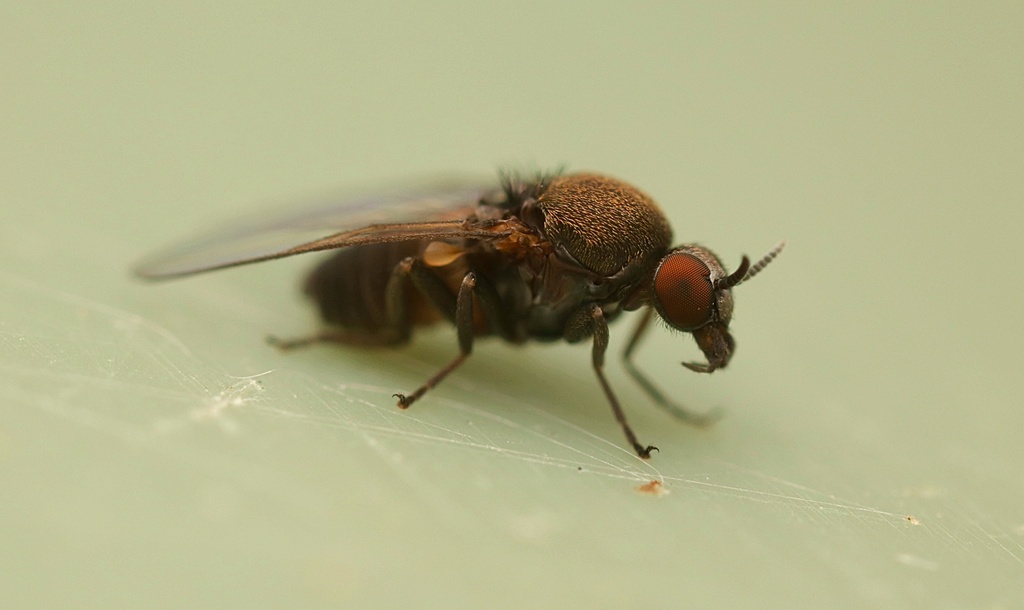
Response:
[654, 252, 714, 331]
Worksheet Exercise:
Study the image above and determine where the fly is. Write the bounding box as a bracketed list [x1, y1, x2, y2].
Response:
[135, 171, 784, 458]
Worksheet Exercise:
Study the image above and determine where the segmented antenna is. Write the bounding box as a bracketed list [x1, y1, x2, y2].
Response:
[738, 241, 786, 285]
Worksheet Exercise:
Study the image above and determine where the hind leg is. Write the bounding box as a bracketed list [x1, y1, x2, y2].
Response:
[267, 328, 406, 350]
[272, 256, 485, 409]
[268, 254, 427, 351]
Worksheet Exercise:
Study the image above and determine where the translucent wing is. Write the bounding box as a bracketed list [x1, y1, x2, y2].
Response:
[134, 180, 502, 280]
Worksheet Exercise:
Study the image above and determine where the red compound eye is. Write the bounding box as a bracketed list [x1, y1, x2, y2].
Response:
[654, 252, 713, 331]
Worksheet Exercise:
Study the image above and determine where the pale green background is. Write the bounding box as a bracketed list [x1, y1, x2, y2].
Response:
[2, 3, 1022, 609]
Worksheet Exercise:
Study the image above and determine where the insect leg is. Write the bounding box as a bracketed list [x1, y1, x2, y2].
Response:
[469, 272, 519, 342]
[267, 260, 424, 350]
[587, 305, 658, 459]
[394, 270, 477, 409]
[622, 307, 723, 427]
[266, 329, 381, 350]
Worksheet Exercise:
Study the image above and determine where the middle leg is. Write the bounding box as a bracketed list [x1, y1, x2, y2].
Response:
[394, 267, 479, 408]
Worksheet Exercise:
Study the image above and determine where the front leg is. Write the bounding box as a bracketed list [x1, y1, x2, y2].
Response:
[566, 304, 658, 459]
[622, 307, 723, 427]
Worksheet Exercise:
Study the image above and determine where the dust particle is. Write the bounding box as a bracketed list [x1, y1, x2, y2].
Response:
[636, 480, 669, 497]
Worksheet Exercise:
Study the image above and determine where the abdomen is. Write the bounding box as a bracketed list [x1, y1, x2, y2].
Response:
[303, 241, 442, 335]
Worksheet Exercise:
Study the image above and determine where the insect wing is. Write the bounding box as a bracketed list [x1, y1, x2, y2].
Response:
[134, 181, 499, 280]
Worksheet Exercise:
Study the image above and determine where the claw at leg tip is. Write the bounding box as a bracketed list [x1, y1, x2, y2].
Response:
[638, 445, 660, 459]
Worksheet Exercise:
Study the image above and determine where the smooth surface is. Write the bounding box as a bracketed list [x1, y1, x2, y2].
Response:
[2, 3, 1022, 608]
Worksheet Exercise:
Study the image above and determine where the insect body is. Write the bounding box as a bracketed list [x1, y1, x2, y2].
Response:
[136, 171, 784, 458]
